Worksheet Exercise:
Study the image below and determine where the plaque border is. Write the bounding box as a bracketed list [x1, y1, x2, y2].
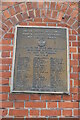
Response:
[11, 25, 70, 94]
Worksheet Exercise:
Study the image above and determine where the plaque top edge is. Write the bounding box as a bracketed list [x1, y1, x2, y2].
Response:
[15, 25, 68, 30]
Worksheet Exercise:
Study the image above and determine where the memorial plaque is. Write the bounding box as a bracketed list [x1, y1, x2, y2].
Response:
[11, 26, 70, 93]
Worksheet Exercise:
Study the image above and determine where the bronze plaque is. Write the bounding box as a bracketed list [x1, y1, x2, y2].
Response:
[11, 26, 69, 93]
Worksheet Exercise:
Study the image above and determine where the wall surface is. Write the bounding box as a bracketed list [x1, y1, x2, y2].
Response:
[0, 1, 80, 120]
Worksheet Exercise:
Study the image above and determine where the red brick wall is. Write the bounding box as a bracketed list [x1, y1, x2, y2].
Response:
[0, 1, 79, 119]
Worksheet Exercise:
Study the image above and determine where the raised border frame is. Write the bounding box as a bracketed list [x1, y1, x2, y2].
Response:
[10, 25, 70, 94]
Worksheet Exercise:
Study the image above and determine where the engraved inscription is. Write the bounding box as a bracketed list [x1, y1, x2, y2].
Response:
[13, 27, 68, 93]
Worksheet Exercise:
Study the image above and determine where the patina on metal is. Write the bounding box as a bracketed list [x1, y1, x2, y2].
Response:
[11, 26, 70, 93]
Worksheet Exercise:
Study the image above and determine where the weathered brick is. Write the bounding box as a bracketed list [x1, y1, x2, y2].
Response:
[73, 102, 79, 108]
[41, 110, 61, 116]
[57, 23, 70, 28]
[2, 24, 8, 32]
[52, 10, 57, 18]
[73, 94, 78, 101]
[70, 60, 78, 65]
[67, 6, 73, 15]
[14, 5, 21, 13]
[22, 12, 28, 20]
[46, 9, 52, 17]
[69, 54, 71, 59]
[9, 7, 15, 16]
[71, 10, 78, 19]
[1, 58, 12, 64]
[70, 73, 79, 79]
[2, 2, 14, 7]
[30, 94, 40, 100]
[69, 29, 72, 35]
[38, 2, 43, 8]
[11, 51, 13, 57]
[19, 3, 26, 11]
[26, 2, 33, 10]
[72, 42, 79, 46]
[69, 2, 78, 10]
[15, 102, 24, 108]
[50, 2, 56, 9]
[0, 109, 8, 116]
[29, 22, 47, 26]
[72, 30, 78, 35]
[2, 13, 6, 22]
[63, 110, 72, 116]
[30, 110, 39, 116]
[3, 10, 10, 19]
[29, 10, 34, 18]
[9, 109, 28, 117]
[9, 94, 29, 101]
[41, 9, 46, 17]
[25, 102, 46, 108]
[32, 2, 38, 9]
[1, 101, 13, 108]
[69, 42, 71, 46]
[67, 18, 75, 26]
[44, 2, 49, 9]
[73, 66, 79, 72]
[8, 28, 13, 33]
[0, 46, 13, 51]
[57, 12, 64, 21]
[35, 9, 40, 17]
[47, 102, 57, 108]
[34, 18, 42, 22]
[74, 109, 78, 116]
[48, 23, 56, 26]
[59, 102, 73, 108]
[0, 65, 9, 71]
[2, 51, 10, 57]
[0, 86, 10, 92]
[16, 13, 23, 21]
[44, 18, 57, 22]
[0, 72, 11, 78]
[41, 95, 61, 101]
[70, 87, 78, 93]
[74, 80, 78, 87]
[19, 22, 27, 26]
[0, 94, 8, 100]
[0, 40, 11, 45]
[73, 54, 78, 59]
[0, 79, 9, 85]
[62, 15, 70, 23]
[61, 3, 68, 12]
[2, 5, 8, 11]
[11, 16, 19, 25]
[63, 95, 72, 101]
[72, 21, 78, 30]
[4, 33, 14, 39]
[56, 2, 62, 10]
[70, 48, 77, 53]
[5, 20, 13, 28]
